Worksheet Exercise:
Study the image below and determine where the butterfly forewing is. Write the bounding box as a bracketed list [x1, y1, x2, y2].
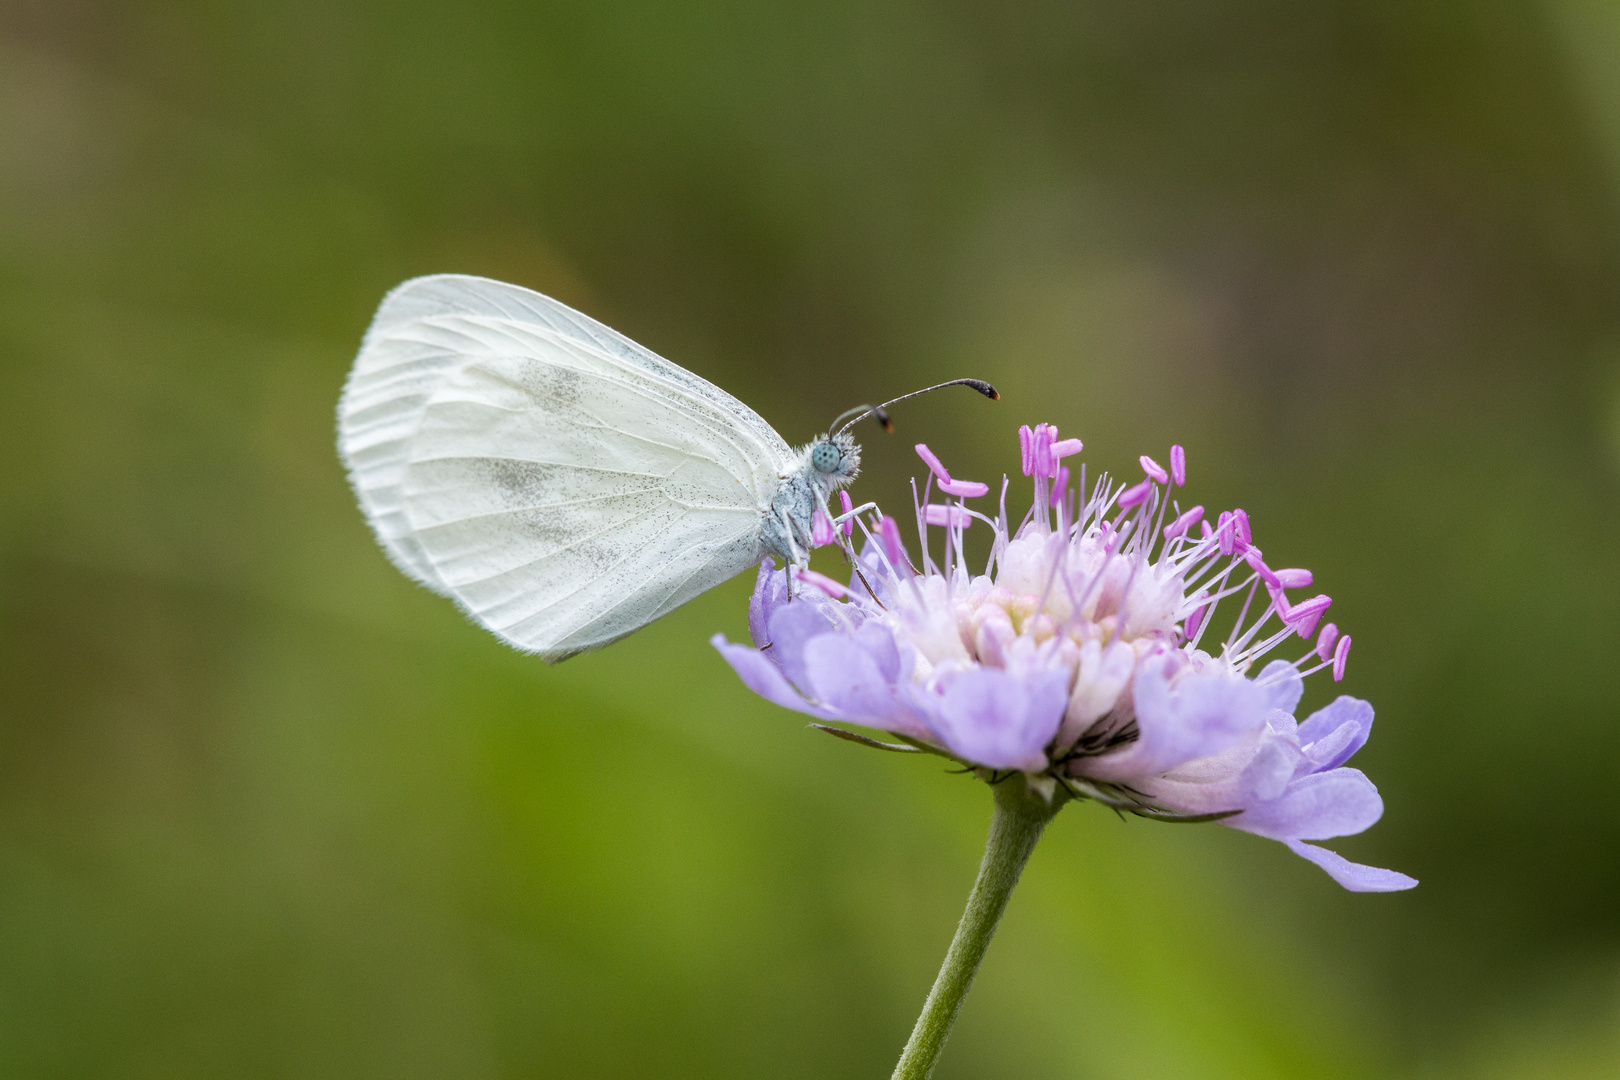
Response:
[339, 275, 795, 660]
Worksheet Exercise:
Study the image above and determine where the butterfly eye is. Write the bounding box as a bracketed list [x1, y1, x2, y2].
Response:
[811, 442, 843, 473]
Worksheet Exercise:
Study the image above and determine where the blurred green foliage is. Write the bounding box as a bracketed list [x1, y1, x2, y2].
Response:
[3, 1, 1620, 1076]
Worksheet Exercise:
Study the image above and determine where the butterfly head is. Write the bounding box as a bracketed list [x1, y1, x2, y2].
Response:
[792, 378, 998, 502]
[806, 431, 861, 485]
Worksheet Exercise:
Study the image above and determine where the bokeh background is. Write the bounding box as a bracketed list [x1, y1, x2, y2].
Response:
[3, 2, 1620, 1077]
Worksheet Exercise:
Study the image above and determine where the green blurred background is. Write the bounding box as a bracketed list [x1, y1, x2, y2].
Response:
[3, 1, 1620, 1077]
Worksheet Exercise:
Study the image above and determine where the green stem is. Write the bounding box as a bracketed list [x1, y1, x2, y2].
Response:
[890, 779, 1061, 1080]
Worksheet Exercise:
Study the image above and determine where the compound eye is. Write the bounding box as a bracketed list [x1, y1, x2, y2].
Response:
[810, 442, 842, 474]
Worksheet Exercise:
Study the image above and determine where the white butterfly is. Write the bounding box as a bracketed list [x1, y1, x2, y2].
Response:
[337, 274, 992, 661]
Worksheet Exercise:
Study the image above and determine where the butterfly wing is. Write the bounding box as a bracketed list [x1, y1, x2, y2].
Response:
[338, 274, 794, 660]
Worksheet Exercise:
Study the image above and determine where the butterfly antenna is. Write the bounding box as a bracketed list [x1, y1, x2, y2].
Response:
[828, 403, 885, 432]
[832, 379, 999, 437]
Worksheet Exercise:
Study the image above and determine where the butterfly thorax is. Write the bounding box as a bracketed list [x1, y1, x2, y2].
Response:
[760, 432, 860, 566]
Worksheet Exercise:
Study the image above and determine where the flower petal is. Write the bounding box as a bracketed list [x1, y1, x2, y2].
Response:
[1231, 767, 1384, 841]
[1060, 639, 1136, 744]
[711, 634, 832, 719]
[1284, 840, 1418, 892]
[928, 668, 1066, 771]
[1301, 721, 1356, 773]
[747, 560, 790, 649]
[853, 620, 902, 682]
[1238, 730, 1303, 802]
[1257, 659, 1303, 714]
[1297, 696, 1373, 772]
[804, 633, 909, 729]
[767, 600, 839, 690]
[1129, 734, 1258, 815]
[1083, 658, 1269, 780]
[1133, 721, 1300, 815]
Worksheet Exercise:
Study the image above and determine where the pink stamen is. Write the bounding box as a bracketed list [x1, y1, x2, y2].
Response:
[811, 508, 835, 548]
[1051, 466, 1069, 507]
[838, 491, 856, 537]
[1031, 424, 1054, 478]
[1096, 519, 1121, 555]
[1051, 437, 1084, 460]
[879, 515, 906, 566]
[1118, 480, 1152, 508]
[1275, 568, 1313, 589]
[1019, 425, 1034, 476]
[1233, 508, 1252, 548]
[1287, 594, 1333, 621]
[1332, 635, 1352, 682]
[1291, 609, 1325, 641]
[1315, 622, 1339, 662]
[914, 443, 951, 483]
[1243, 547, 1280, 588]
[1216, 511, 1236, 555]
[1200, 519, 1214, 540]
[1186, 602, 1208, 638]
[1268, 584, 1293, 620]
[1164, 504, 1205, 539]
[1170, 444, 1186, 486]
[1286, 595, 1332, 638]
[796, 568, 848, 599]
[939, 478, 989, 498]
[924, 504, 972, 528]
[1140, 455, 1169, 484]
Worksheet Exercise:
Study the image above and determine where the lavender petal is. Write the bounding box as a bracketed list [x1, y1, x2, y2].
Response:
[747, 560, 790, 649]
[1257, 659, 1303, 714]
[1297, 696, 1373, 772]
[929, 668, 1066, 772]
[767, 601, 839, 690]
[804, 633, 908, 729]
[1085, 659, 1269, 780]
[1237, 731, 1303, 802]
[711, 635, 833, 719]
[1231, 767, 1384, 841]
[853, 621, 902, 683]
[1284, 840, 1418, 892]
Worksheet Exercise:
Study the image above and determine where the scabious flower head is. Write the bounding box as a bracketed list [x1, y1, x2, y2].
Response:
[713, 424, 1415, 892]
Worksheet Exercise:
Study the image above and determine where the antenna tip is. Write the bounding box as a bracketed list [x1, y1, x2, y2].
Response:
[962, 379, 999, 401]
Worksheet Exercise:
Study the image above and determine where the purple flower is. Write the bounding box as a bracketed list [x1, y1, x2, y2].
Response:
[713, 425, 1415, 892]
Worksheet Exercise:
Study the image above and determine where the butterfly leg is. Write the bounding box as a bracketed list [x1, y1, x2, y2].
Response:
[779, 506, 809, 566]
[831, 501, 878, 527]
[775, 505, 809, 600]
